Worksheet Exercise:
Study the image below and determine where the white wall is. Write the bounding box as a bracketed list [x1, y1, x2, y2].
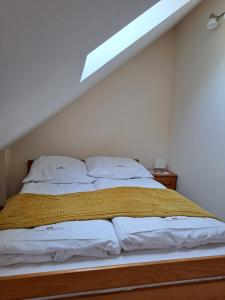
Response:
[1, 0, 201, 151]
[169, 0, 225, 219]
[7, 30, 175, 198]
[0, 151, 6, 205]
[0, 0, 161, 151]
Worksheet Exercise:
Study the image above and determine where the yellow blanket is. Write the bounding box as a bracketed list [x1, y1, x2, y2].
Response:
[0, 187, 216, 230]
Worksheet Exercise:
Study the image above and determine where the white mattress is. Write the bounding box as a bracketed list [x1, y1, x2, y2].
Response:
[2, 243, 225, 277]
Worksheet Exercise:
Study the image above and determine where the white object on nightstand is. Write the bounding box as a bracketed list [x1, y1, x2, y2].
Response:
[154, 157, 166, 170]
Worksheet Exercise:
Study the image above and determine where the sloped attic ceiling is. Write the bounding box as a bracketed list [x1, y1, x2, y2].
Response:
[0, 0, 202, 150]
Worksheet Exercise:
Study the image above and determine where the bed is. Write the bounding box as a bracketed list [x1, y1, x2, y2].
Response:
[1, 156, 225, 300]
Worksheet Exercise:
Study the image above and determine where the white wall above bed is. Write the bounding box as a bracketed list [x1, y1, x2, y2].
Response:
[8, 30, 176, 197]
[0, 0, 202, 151]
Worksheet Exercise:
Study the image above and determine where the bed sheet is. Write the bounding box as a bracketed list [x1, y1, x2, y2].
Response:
[94, 177, 165, 189]
[20, 182, 96, 194]
[20, 178, 165, 194]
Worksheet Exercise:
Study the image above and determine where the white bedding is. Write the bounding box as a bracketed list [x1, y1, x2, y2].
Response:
[0, 220, 120, 266]
[21, 178, 166, 195]
[23, 155, 94, 184]
[20, 182, 96, 194]
[94, 178, 165, 190]
[86, 156, 153, 179]
[2, 177, 225, 267]
[113, 216, 225, 251]
[94, 178, 225, 251]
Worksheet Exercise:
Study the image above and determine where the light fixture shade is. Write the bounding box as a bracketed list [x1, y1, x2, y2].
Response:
[207, 17, 218, 30]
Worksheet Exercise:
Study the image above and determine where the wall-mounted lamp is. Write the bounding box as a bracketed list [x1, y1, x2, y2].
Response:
[207, 12, 225, 30]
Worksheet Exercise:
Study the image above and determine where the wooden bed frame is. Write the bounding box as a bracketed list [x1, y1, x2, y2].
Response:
[0, 160, 225, 300]
[1, 255, 225, 300]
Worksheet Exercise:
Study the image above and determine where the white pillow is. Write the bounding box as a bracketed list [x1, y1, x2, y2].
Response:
[85, 156, 153, 179]
[23, 156, 94, 184]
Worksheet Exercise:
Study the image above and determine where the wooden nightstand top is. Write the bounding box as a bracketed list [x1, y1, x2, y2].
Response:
[150, 170, 177, 177]
[150, 170, 177, 190]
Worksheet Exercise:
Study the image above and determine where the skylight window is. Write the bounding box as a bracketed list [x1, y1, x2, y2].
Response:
[81, 0, 192, 81]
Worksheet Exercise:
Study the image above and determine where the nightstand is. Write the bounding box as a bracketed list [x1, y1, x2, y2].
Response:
[151, 170, 177, 190]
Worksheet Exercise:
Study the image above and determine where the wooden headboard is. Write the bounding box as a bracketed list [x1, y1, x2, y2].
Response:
[27, 160, 33, 173]
[27, 158, 140, 174]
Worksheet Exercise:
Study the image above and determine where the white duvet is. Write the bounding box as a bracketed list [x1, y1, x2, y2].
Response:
[113, 216, 225, 251]
[0, 220, 120, 266]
